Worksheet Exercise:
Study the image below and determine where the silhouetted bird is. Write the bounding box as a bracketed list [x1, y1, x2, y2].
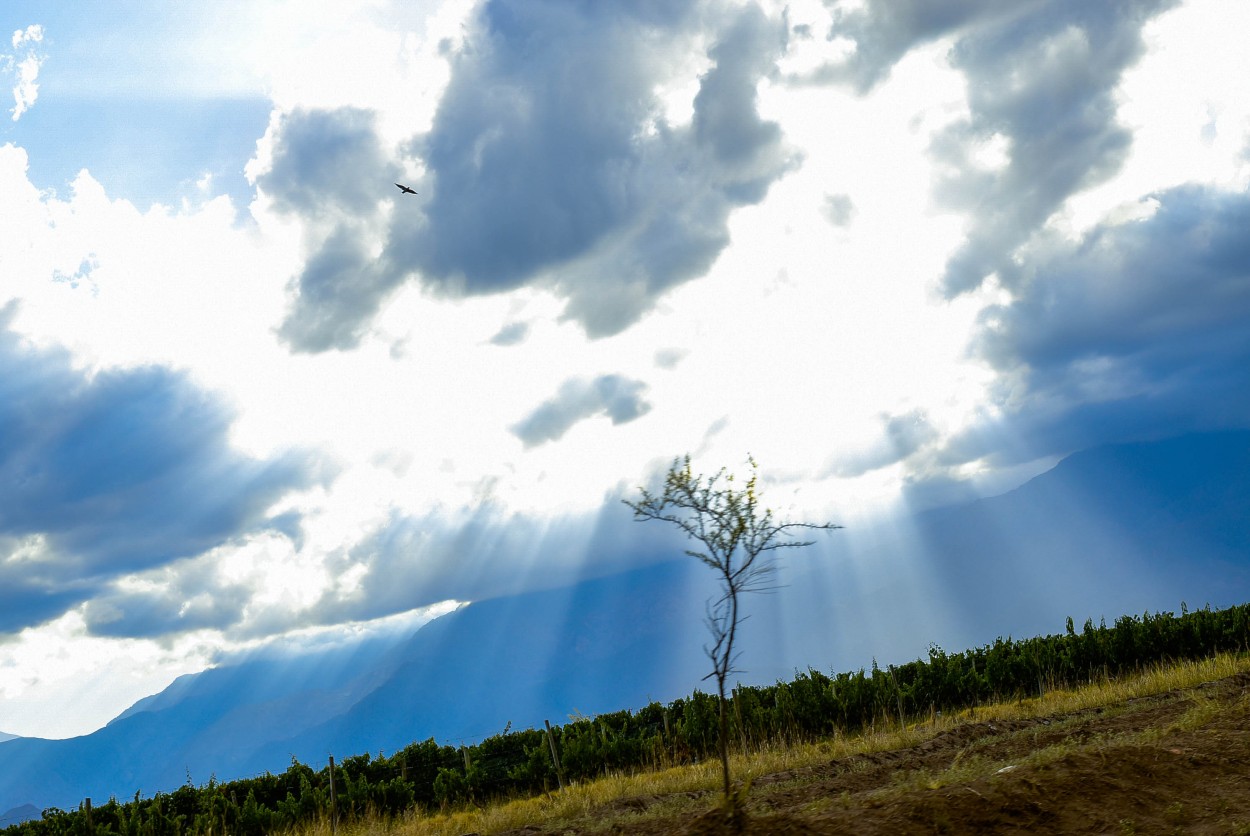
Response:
[395, 183, 417, 195]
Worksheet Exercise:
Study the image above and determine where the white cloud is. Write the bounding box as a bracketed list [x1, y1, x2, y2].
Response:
[512, 375, 653, 448]
[6, 24, 45, 121]
[0, 610, 220, 739]
[1, 165, 299, 385]
[1060, 0, 1250, 232]
[246, 0, 473, 141]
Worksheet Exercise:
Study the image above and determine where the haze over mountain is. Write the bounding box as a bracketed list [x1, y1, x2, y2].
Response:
[2, 430, 1247, 820]
[913, 431, 1250, 637]
[0, 561, 707, 821]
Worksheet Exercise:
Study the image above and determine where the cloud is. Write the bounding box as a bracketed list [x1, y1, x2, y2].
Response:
[256, 107, 400, 222]
[488, 320, 530, 347]
[511, 374, 652, 448]
[81, 560, 251, 639]
[929, 0, 1179, 297]
[255, 107, 405, 352]
[800, 1, 1020, 92]
[945, 184, 1250, 468]
[0, 308, 330, 634]
[821, 193, 855, 227]
[654, 347, 688, 370]
[271, 1, 799, 350]
[826, 409, 940, 477]
[275, 226, 395, 351]
[298, 492, 688, 629]
[6, 24, 45, 122]
[0, 535, 89, 633]
[804, 0, 1178, 298]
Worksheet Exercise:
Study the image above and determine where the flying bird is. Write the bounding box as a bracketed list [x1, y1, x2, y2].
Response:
[395, 183, 417, 195]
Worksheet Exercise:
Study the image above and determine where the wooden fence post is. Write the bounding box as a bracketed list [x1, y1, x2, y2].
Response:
[544, 720, 566, 791]
[328, 755, 337, 836]
[732, 687, 748, 753]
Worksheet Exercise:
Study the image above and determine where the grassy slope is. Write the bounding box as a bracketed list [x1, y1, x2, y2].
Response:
[294, 652, 1250, 835]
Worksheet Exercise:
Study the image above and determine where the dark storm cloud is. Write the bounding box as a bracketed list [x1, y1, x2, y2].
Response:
[946, 185, 1250, 468]
[275, 227, 394, 351]
[692, 7, 787, 170]
[0, 309, 329, 634]
[931, 0, 1178, 298]
[801, 0, 1022, 92]
[0, 547, 89, 633]
[256, 107, 403, 221]
[272, 1, 799, 350]
[511, 374, 652, 448]
[402, 0, 796, 335]
[806, 0, 1178, 298]
[257, 108, 407, 352]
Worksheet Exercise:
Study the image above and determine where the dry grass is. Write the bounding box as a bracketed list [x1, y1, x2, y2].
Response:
[290, 653, 1250, 836]
[950, 652, 1248, 723]
[844, 653, 1250, 809]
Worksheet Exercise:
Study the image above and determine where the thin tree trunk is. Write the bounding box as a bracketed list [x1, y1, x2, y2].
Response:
[717, 577, 740, 804]
[717, 673, 730, 801]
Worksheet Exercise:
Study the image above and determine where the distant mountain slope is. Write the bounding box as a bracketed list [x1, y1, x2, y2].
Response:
[0, 733, 18, 744]
[0, 803, 39, 828]
[0, 561, 707, 815]
[1, 430, 1247, 816]
[251, 558, 710, 765]
[0, 627, 415, 815]
[913, 430, 1250, 636]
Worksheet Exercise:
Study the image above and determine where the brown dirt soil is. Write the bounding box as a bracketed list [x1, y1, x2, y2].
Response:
[499, 672, 1250, 835]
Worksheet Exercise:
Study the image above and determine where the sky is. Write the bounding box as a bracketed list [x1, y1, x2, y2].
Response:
[1, 0, 1248, 739]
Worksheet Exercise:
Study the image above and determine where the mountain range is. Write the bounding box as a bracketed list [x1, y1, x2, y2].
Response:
[2, 430, 1248, 822]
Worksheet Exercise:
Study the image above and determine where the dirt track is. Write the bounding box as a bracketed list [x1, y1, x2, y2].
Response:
[506, 671, 1250, 835]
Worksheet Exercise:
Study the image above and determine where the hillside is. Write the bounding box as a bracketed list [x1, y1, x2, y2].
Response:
[912, 430, 1250, 630]
[3, 602, 1249, 835]
[479, 661, 1250, 835]
[1, 430, 1248, 820]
